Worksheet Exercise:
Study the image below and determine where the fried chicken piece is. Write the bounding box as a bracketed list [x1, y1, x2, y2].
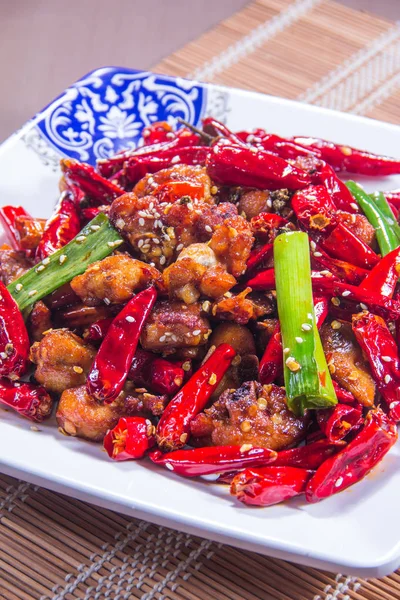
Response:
[212, 288, 274, 324]
[190, 381, 307, 451]
[141, 300, 210, 353]
[209, 323, 256, 355]
[320, 322, 375, 406]
[163, 245, 236, 303]
[0, 249, 33, 285]
[336, 211, 376, 247]
[124, 391, 169, 418]
[57, 385, 125, 442]
[28, 301, 52, 342]
[30, 330, 96, 394]
[238, 190, 270, 219]
[70, 254, 163, 306]
[209, 215, 254, 277]
[133, 164, 212, 202]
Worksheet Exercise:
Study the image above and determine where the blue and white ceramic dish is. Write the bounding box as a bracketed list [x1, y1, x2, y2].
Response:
[1, 67, 400, 578]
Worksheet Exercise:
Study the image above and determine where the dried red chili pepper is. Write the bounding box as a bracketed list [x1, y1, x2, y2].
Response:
[87, 286, 157, 403]
[259, 296, 328, 385]
[36, 192, 81, 260]
[359, 246, 400, 298]
[84, 318, 114, 342]
[79, 206, 103, 223]
[123, 146, 209, 185]
[0, 378, 53, 421]
[231, 466, 313, 506]
[292, 185, 337, 232]
[149, 358, 184, 396]
[332, 381, 357, 404]
[157, 180, 205, 204]
[202, 117, 245, 146]
[156, 343, 236, 451]
[316, 163, 358, 213]
[384, 189, 400, 209]
[142, 121, 174, 145]
[306, 408, 397, 502]
[206, 143, 312, 191]
[104, 416, 156, 460]
[97, 131, 202, 178]
[246, 268, 276, 290]
[321, 222, 380, 269]
[0, 282, 29, 379]
[317, 404, 363, 442]
[293, 136, 400, 176]
[240, 131, 320, 160]
[313, 278, 400, 320]
[149, 445, 277, 477]
[61, 159, 125, 205]
[246, 243, 273, 273]
[352, 312, 400, 421]
[128, 348, 155, 386]
[0, 206, 33, 251]
[274, 439, 345, 470]
[311, 245, 369, 285]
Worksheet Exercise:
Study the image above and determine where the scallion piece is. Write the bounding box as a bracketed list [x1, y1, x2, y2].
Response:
[8, 213, 122, 315]
[370, 191, 400, 245]
[274, 231, 337, 416]
[346, 181, 398, 256]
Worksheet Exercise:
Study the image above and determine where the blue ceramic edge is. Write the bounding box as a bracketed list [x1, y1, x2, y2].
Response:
[32, 66, 208, 165]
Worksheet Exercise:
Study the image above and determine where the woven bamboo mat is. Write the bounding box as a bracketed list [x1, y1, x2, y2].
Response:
[3, 1, 400, 599]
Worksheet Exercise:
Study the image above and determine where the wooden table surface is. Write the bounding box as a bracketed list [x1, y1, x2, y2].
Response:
[0, 0, 398, 141]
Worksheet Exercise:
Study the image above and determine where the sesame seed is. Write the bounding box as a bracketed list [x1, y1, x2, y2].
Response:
[205, 225, 212, 233]
[126, 316, 135, 323]
[171, 334, 178, 343]
[0, 353, 6, 360]
[76, 235, 86, 242]
[307, 313, 313, 319]
[310, 241, 316, 251]
[171, 155, 180, 164]
[202, 301, 211, 313]
[240, 444, 253, 453]
[73, 366, 83, 374]
[335, 476, 344, 488]
[301, 323, 312, 331]
[360, 303, 368, 310]
[193, 330, 201, 336]
[139, 218, 145, 226]
[331, 320, 342, 330]
[104, 298, 111, 305]
[283, 347, 290, 354]
[59, 254, 67, 264]
[90, 225, 100, 231]
[28, 290, 37, 297]
[115, 218, 125, 229]
[36, 265, 45, 272]
[159, 335, 166, 342]
[390, 402, 397, 410]
[351, 214, 356, 224]
[320, 270, 331, 276]
[153, 238, 160, 244]
[42, 257, 50, 265]
[342, 290, 351, 297]
[350, 203, 358, 211]
[15, 283, 23, 292]
[382, 356, 392, 362]
[331, 297, 340, 306]
[165, 463, 174, 471]
[313, 251, 322, 258]
[385, 374, 391, 384]
[138, 239, 144, 248]
[208, 373, 217, 385]
[159, 256, 166, 266]
[176, 243, 184, 252]
[295, 337, 303, 344]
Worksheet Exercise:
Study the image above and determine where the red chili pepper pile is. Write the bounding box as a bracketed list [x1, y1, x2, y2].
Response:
[2, 116, 400, 510]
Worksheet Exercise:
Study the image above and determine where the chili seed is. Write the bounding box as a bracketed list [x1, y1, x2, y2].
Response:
[73, 366, 83, 374]
[208, 373, 217, 385]
[240, 444, 253, 453]
[240, 420, 252, 433]
[331, 320, 342, 330]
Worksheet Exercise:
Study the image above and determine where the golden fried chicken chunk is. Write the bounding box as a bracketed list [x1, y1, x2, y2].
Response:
[209, 215, 254, 277]
[28, 301, 52, 342]
[140, 300, 210, 353]
[57, 385, 125, 442]
[238, 190, 270, 219]
[70, 254, 163, 306]
[212, 288, 275, 324]
[30, 330, 96, 394]
[190, 381, 307, 451]
[320, 322, 375, 407]
[0, 249, 33, 285]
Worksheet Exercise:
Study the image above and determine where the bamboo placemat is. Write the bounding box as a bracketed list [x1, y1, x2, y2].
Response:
[3, 1, 400, 599]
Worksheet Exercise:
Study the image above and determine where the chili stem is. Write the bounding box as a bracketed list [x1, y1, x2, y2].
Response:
[346, 181, 398, 255]
[274, 231, 337, 416]
[8, 213, 122, 315]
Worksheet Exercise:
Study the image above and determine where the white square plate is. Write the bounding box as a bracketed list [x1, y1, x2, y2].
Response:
[1, 67, 400, 577]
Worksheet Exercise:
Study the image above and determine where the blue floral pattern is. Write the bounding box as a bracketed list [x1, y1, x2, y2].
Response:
[35, 67, 207, 165]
